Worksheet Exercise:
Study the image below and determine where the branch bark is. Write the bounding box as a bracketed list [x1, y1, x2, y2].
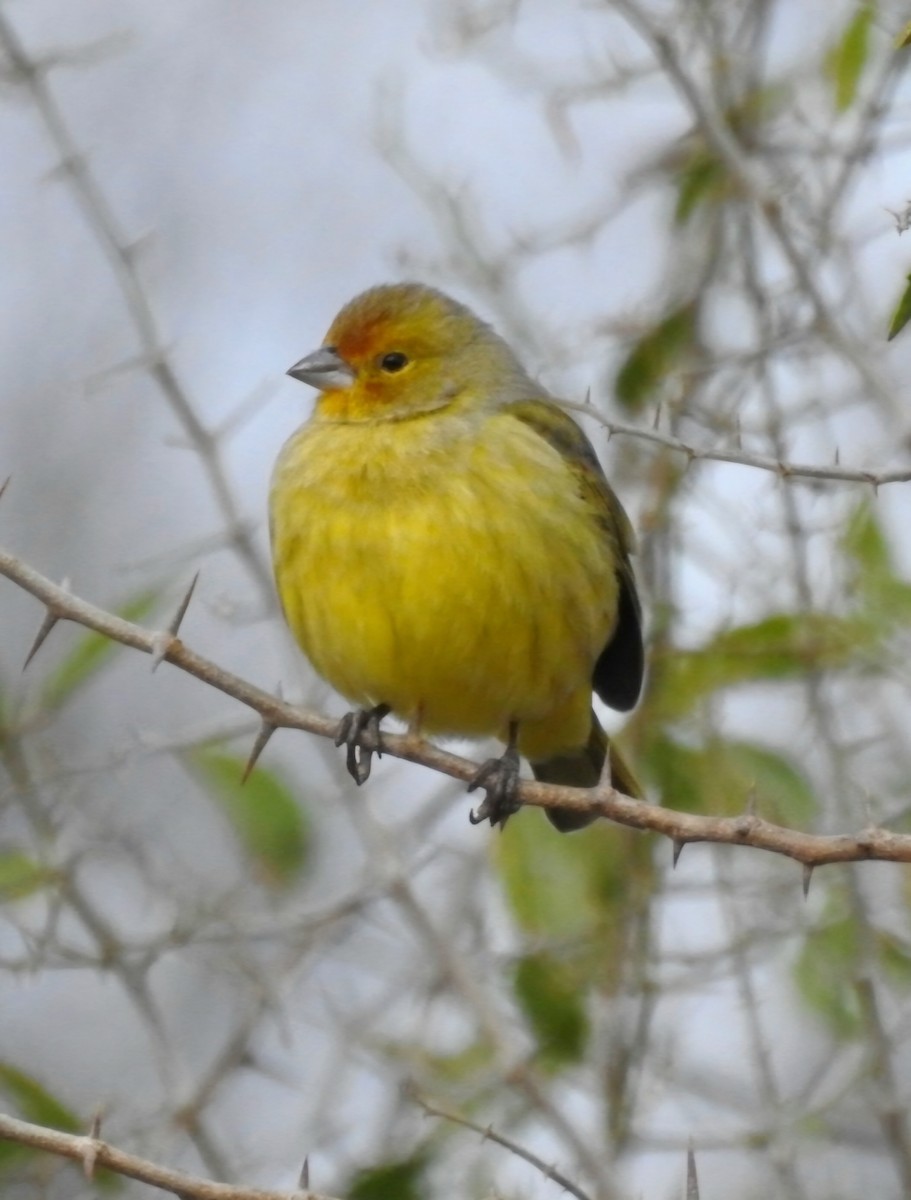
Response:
[1, 543, 909, 869]
[0, 1111, 320, 1200]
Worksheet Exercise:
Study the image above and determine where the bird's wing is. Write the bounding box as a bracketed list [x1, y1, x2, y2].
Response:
[503, 397, 644, 712]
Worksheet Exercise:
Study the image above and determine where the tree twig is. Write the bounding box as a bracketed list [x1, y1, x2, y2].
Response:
[0, 1111, 319, 1200]
[0, 12, 273, 602]
[2, 544, 910, 869]
[559, 402, 911, 488]
[410, 1087, 593, 1200]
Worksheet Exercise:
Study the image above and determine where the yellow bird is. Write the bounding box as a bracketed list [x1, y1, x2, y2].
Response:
[270, 283, 643, 830]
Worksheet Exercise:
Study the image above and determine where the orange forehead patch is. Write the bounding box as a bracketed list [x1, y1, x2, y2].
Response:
[328, 311, 391, 364]
[325, 286, 449, 366]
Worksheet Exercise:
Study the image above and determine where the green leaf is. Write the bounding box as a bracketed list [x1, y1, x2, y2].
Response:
[671, 86, 785, 224]
[42, 590, 159, 709]
[649, 612, 865, 722]
[614, 303, 697, 411]
[826, 3, 875, 111]
[496, 811, 654, 999]
[724, 743, 816, 827]
[842, 501, 911, 623]
[644, 737, 708, 814]
[498, 812, 602, 940]
[793, 916, 862, 1038]
[896, 18, 911, 48]
[674, 149, 726, 224]
[0, 1065, 120, 1187]
[888, 272, 911, 341]
[497, 813, 632, 941]
[0, 1064, 80, 1130]
[879, 932, 911, 986]
[793, 904, 911, 1042]
[843, 500, 893, 578]
[647, 737, 816, 823]
[514, 952, 590, 1068]
[190, 750, 310, 888]
[416, 1039, 493, 1084]
[349, 1156, 428, 1200]
[0, 853, 55, 902]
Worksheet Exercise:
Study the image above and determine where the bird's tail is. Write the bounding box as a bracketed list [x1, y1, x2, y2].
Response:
[530, 708, 642, 832]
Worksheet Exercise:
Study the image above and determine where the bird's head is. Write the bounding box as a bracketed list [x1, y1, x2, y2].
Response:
[287, 283, 533, 423]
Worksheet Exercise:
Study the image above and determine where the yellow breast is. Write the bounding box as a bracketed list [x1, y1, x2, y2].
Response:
[269, 405, 618, 747]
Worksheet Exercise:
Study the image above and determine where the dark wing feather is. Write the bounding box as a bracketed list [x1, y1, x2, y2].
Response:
[504, 397, 644, 713]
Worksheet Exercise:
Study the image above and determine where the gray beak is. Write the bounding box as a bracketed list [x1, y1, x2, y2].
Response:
[287, 346, 355, 391]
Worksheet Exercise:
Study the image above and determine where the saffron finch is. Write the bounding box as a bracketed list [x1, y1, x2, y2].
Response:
[270, 283, 643, 830]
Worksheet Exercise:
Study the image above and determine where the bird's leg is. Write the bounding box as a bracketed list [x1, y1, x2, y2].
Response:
[468, 721, 522, 828]
[335, 703, 391, 786]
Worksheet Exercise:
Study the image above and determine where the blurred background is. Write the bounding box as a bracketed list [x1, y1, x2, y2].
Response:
[2, 1, 911, 1196]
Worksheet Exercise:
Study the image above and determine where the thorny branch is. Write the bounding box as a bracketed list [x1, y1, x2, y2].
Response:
[558, 403, 911, 487]
[0, 1112, 317, 1200]
[2, 542, 910, 872]
[0, 13, 273, 603]
[609, 0, 897, 413]
[410, 1088, 593, 1200]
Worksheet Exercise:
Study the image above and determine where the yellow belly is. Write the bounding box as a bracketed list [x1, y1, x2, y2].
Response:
[270, 407, 618, 758]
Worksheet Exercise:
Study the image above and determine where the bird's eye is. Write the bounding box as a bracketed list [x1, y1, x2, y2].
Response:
[379, 352, 409, 373]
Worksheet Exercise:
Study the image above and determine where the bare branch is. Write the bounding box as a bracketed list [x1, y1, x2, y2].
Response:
[560, 402, 911, 487]
[610, 0, 895, 413]
[0, 12, 273, 601]
[3, 544, 910, 867]
[686, 1143, 700, 1200]
[411, 1088, 593, 1200]
[0, 1111, 320, 1200]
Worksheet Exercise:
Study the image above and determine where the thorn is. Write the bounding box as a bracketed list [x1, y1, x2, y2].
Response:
[298, 1155, 310, 1189]
[734, 416, 742, 449]
[242, 719, 277, 783]
[834, 445, 840, 465]
[82, 1110, 103, 1181]
[583, 386, 592, 407]
[149, 632, 171, 673]
[672, 838, 686, 868]
[150, 573, 199, 673]
[802, 863, 813, 899]
[652, 400, 662, 430]
[686, 1141, 699, 1200]
[0, 476, 10, 502]
[167, 572, 199, 638]
[744, 785, 757, 816]
[22, 609, 59, 671]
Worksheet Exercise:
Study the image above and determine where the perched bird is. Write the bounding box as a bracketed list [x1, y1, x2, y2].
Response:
[270, 283, 643, 830]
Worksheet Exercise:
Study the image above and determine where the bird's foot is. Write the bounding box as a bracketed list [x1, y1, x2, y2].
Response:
[335, 704, 390, 785]
[468, 744, 522, 828]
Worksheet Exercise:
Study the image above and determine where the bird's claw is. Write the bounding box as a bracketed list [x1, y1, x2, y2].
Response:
[334, 704, 389, 785]
[468, 745, 522, 828]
